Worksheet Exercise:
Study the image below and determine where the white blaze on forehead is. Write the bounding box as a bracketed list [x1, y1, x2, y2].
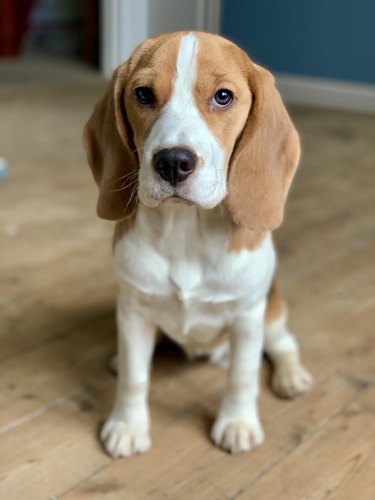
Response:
[175, 33, 199, 103]
[144, 32, 204, 145]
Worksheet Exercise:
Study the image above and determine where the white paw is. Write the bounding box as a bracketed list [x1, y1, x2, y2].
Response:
[272, 363, 314, 399]
[101, 418, 151, 458]
[211, 417, 264, 454]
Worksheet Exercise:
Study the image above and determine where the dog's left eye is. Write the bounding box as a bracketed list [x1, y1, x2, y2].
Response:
[135, 87, 155, 106]
[213, 89, 233, 108]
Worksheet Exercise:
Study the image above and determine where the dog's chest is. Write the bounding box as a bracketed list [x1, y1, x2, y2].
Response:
[114, 205, 275, 342]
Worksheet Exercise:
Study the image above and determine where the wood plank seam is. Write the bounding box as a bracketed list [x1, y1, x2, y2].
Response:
[230, 383, 373, 499]
[0, 378, 111, 436]
[53, 403, 209, 499]
[0, 310, 114, 364]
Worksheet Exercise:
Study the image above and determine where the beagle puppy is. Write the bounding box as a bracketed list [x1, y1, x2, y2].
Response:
[83, 31, 313, 457]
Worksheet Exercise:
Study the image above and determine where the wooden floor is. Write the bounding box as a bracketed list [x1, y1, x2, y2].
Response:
[0, 59, 374, 500]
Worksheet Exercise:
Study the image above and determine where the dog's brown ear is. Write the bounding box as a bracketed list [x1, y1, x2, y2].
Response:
[227, 63, 300, 230]
[83, 65, 138, 220]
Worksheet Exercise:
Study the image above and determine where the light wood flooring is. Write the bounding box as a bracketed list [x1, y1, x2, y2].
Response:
[0, 58, 374, 499]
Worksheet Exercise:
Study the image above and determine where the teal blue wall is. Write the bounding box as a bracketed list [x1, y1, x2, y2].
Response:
[220, 0, 375, 84]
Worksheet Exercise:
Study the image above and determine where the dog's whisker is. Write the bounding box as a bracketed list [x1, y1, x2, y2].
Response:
[120, 176, 139, 190]
[124, 182, 139, 212]
[110, 180, 138, 193]
[132, 146, 145, 155]
[110, 176, 139, 193]
[114, 170, 139, 184]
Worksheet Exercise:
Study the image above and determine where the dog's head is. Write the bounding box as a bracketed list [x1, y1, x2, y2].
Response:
[83, 32, 300, 230]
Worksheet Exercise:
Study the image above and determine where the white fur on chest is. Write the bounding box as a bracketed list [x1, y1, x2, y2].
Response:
[114, 203, 276, 345]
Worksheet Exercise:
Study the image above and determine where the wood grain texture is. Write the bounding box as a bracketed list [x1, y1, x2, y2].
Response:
[0, 59, 374, 500]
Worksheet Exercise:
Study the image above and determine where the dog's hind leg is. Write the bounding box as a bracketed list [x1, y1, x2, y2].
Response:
[264, 277, 314, 398]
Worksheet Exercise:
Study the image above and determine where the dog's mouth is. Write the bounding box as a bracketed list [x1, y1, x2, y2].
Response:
[138, 162, 226, 210]
[162, 195, 194, 206]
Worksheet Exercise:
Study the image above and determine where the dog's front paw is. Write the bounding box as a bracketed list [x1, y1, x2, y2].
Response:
[211, 417, 264, 454]
[272, 363, 314, 399]
[101, 418, 151, 458]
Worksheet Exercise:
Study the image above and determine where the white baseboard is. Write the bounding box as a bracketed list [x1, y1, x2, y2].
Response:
[275, 73, 375, 113]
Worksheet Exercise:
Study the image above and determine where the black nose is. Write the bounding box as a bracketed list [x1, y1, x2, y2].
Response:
[153, 147, 197, 185]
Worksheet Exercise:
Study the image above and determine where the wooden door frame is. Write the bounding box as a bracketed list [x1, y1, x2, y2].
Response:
[100, 0, 221, 77]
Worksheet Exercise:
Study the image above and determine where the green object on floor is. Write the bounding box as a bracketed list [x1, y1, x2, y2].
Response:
[0, 158, 9, 181]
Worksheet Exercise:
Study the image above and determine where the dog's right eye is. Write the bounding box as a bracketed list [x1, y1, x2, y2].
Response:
[135, 87, 155, 106]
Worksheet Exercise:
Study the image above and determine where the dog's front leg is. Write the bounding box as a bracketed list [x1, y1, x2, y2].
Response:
[101, 293, 157, 458]
[211, 300, 266, 454]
